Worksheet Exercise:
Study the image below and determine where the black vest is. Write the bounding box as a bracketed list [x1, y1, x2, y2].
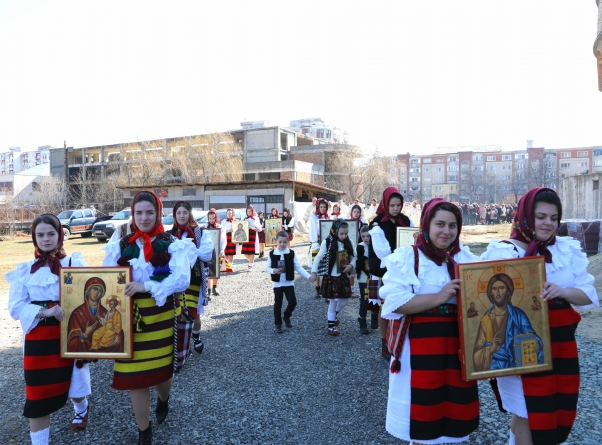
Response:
[282, 215, 293, 232]
[270, 250, 295, 282]
[367, 213, 410, 278]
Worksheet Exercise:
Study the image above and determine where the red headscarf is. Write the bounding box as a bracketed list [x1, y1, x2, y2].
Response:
[30, 214, 66, 277]
[172, 201, 198, 247]
[245, 205, 257, 219]
[207, 208, 220, 228]
[510, 187, 560, 263]
[226, 208, 234, 223]
[314, 199, 329, 219]
[415, 198, 462, 280]
[376, 187, 407, 226]
[128, 191, 165, 262]
[332, 204, 341, 217]
[270, 207, 280, 218]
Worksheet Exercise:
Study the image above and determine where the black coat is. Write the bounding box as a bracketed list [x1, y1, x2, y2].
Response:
[367, 213, 410, 278]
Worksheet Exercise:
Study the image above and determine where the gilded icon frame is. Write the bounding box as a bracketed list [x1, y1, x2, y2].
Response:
[265, 218, 283, 247]
[60, 266, 133, 360]
[205, 228, 221, 279]
[232, 220, 250, 244]
[456, 257, 552, 381]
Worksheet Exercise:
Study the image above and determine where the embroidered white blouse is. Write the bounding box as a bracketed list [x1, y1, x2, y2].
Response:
[311, 239, 357, 277]
[7, 253, 87, 334]
[103, 236, 195, 307]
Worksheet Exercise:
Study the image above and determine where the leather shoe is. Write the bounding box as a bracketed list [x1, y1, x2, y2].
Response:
[155, 396, 169, 424]
[70, 408, 89, 433]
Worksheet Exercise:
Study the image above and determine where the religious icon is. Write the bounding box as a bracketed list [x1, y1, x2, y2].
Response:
[265, 218, 282, 247]
[337, 251, 350, 274]
[396, 227, 419, 249]
[60, 267, 133, 360]
[456, 257, 552, 380]
[64, 272, 73, 284]
[232, 220, 249, 243]
[205, 228, 221, 279]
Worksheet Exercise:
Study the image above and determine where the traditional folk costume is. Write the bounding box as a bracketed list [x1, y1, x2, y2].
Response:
[103, 192, 194, 391]
[202, 209, 227, 290]
[308, 199, 331, 269]
[242, 206, 262, 269]
[282, 210, 295, 243]
[222, 213, 237, 272]
[380, 198, 480, 444]
[481, 188, 599, 445]
[368, 187, 413, 356]
[258, 214, 267, 247]
[6, 215, 91, 442]
[170, 202, 214, 354]
[312, 218, 357, 336]
[355, 240, 376, 333]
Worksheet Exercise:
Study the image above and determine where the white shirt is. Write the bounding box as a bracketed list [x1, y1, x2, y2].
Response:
[264, 247, 310, 288]
[311, 239, 357, 276]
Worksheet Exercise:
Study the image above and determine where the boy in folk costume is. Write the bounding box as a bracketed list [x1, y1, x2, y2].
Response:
[264, 231, 311, 333]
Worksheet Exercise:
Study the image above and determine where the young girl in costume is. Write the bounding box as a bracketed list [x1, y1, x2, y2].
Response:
[349, 204, 366, 296]
[258, 211, 266, 258]
[308, 198, 331, 298]
[331, 203, 342, 219]
[222, 208, 236, 273]
[355, 225, 377, 334]
[380, 198, 480, 444]
[310, 219, 356, 336]
[279, 208, 294, 248]
[202, 209, 226, 296]
[7, 214, 92, 445]
[170, 201, 214, 354]
[481, 188, 598, 445]
[368, 187, 414, 358]
[241, 205, 262, 270]
[103, 191, 195, 444]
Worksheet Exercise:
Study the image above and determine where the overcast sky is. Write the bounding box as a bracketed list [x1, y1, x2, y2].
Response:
[0, 0, 600, 156]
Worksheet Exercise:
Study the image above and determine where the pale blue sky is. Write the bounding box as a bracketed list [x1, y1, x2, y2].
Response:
[0, 0, 600, 156]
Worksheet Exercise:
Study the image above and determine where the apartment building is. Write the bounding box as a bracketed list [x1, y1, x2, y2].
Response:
[288, 117, 348, 144]
[0, 146, 52, 202]
[396, 144, 602, 204]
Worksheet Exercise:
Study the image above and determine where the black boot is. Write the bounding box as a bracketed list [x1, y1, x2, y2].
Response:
[138, 422, 152, 445]
[315, 286, 322, 299]
[358, 317, 369, 335]
[370, 312, 379, 329]
[212, 286, 220, 297]
[155, 395, 169, 424]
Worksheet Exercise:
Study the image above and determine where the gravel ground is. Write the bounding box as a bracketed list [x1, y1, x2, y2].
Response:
[0, 241, 600, 444]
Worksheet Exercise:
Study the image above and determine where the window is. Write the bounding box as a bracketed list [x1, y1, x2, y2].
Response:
[516, 163, 525, 169]
[502, 155, 512, 161]
[436, 158, 444, 163]
[487, 166, 495, 171]
[423, 177, 431, 182]
[73, 211, 83, 218]
[594, 149, 602, 156]
[259, 172, 280, 180]
[487, 156, 496, 161]
[435, 186, 442, 191]
[447, 166, 458, 171]
[561, 152, 570, 158]
[182, 188, 197, 196]
[516, 154, 528, 160]
[594, 180, 599, 191]
[594, 161, 602, 167]
[472, 165, 483, 171]
[448, 175, 458, 181]
[316, 129, 324, 138]
[461, 160, 469, 166]
[502, 165, 512, 170]
[422, 158, 431, 164]
[243, 173, 256, 181]
[448, 157, 457, 162]
[83, 210, 93, 217]
[578, 162, 588, 168]
[545, 162, 556, 168]
[436, 167, 443, 172]
[577, 151, 587, 157]
[411, 168, 421, 173]
[423, 168, 430, 173]
[502, 175, 511, 180]
[410, 177, 419, 182]
[472, 155, 483, 161]
[560, 163, 570, 168]
[248, 195, 284, 215]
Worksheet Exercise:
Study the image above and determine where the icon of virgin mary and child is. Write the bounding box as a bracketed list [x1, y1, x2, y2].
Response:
[67, 277, 124, 353]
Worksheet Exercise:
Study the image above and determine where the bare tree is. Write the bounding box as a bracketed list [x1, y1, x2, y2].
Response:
[30, 176, 66, 215]
[510, 170, 528, 202]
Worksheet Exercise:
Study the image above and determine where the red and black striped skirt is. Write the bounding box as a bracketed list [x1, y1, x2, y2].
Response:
[224, 232, 236, 256]
[522, 299, 581, 445]
[241, 229, 256, 255]
[408, 308, 479, 441]
[23, 316, 74, 418]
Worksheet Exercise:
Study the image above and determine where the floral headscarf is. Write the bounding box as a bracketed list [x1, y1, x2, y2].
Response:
[509, 187, 560, 263]
[207, 208, 220, 228]
[376, 187, 407, 226]
[315, 199, 329, 219]
[128, 190, 165, 262]
[30, 214, 66, 277]
[415, 198, 462, 280]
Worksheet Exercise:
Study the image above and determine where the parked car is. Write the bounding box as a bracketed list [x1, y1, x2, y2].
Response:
[162, 210, 208, 231]
[198, 208, 245, 224]
[57, 209, 112, 240]
[93, 209, 132, 242]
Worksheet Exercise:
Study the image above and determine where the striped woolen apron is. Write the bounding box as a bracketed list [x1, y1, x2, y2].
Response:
[241, 228, 257, 255]
[224, 231, 236, 256]
[522, 298, 581, 445]
[112, 293, 175, 390]
[408, 305, 479, 440]
[23, 315, 74, 418]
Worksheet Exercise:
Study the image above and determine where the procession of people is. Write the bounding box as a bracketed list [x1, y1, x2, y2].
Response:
[7, 187, 599, 445]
